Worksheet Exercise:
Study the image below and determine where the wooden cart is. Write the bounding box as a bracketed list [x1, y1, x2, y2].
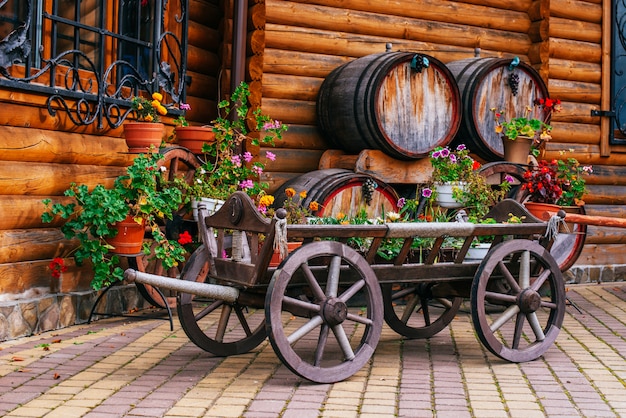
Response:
[125, 192, 568, 383]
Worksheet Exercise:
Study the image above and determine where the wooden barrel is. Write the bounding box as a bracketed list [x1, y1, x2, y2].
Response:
[317, 52, 461, 160]
[273, 169, 399, 219]
[447, 57, 549, 162]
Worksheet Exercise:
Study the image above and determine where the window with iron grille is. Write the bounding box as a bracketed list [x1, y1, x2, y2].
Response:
[0, 0, 188, 129]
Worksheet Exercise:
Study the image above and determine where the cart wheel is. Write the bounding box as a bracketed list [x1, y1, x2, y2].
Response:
[471, 239, 565, 362]
[382, 283, 462, 338]
[265, 241, 383, 383]
[177, 245, 267, 356]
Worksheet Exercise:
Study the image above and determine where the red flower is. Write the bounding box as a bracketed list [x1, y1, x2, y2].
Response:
[177, 230, 193, 245]
[49, 257, 68, 279]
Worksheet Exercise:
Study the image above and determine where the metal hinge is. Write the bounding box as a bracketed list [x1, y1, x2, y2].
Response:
[591, 109, 615, 117]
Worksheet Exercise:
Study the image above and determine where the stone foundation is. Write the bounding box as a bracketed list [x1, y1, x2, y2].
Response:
[0, 285, 151, 342]
[565, 264, 626, 284]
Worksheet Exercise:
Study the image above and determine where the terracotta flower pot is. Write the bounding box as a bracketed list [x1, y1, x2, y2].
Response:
[523, 202, 561, 221]
[123, 122, 164, 153]
[175, 126, 216, 153]
[502, 135, 532, 165]
[107, 215, 146, 254]
[269, 242, 303, 267]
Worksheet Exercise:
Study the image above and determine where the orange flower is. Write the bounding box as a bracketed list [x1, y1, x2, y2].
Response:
[285, 188, 296, 198]
[309, 201, 319, 211]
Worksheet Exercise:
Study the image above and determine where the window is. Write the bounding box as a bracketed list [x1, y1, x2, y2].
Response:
[0, 0, 187, 129]
[611, 1, 626, 145]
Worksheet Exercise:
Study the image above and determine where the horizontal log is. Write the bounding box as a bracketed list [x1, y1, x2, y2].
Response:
[583, 204, 626, 218]
[583, 185, 626, 205]
[585, 226, 626, 245]
[318, 150, 359, 171]
[574, 244, 626, 266]
[187, 44, 220, 74]
[264, 24, 511, 63]
[549, 38, 601, 63]
[0, 161, 122, 195]
[548, 79, 601, 104]
[282, 0, 531, 32]
[580, 165, 626, 186]
[0, 126, 131, 166]
[550, 122, 600, 145]
[261, 73, 324, 102]
[551, 102, 599, 125]
[0, 260, 51, 294]
[185, 71, 218, 103]
[260, 97, 317, 125]
[266, 1, 531, 54]
[453, 0, 532, 13]
[550, 0, 602, 23]
[263, 48, 353, 78]
[188, 20, 221, 51]
[261, 148, 324, 172]
[260, 171, 307, 194]
[548, 59, 602, 84]
[542, 143, 626, 166]
[269, 124, 329, 150]
[0, 195, 73, 230]
[189, 0, 221, 28]
[0, 228, 77, 264]
[549, 17, 601, 43]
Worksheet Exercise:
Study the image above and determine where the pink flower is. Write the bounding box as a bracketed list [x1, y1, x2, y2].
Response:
[180, 103, 191, 111]
[257, 205, 268, 214]
[252, 165, 263, 175]
[243, 152, 253, 163]
[397, 197, 406, 208]
[231, 155, 241, 167]
[422, 188, 432, 198]
[266, 151, 276, 161]
[239, 179, 254, 190]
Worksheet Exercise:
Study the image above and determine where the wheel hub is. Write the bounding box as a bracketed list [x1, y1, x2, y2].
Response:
[321, 298, 348, 326]
[517, 288, 542, 313]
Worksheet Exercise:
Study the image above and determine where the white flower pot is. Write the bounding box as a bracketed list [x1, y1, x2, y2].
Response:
[192, 197, 225, 221]
[434, 182, 465, 208]
[465, 243, 491, 262]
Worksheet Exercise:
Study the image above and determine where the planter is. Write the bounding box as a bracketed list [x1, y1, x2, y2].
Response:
[175, 126, 216, 153]
[523, 202, 561, 221]
[465, 243, 491, 262]
[191, 197, 226, 221]
[107, 215, 146, 254]
[434, 182, 465, 208]
[502, 135, 532, 165]
[269, 241, 303, 267]
[123, 122, 165, 153]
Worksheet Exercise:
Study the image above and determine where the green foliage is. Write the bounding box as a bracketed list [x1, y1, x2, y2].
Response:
[42, 151, 186, 290]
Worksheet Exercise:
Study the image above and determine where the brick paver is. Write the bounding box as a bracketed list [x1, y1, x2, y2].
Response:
[0, 283, 624, 417]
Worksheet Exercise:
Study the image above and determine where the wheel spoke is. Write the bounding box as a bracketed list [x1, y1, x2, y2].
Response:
[489, 304, 520, 332]
[400, 294, 421, 324]
[283, 295, 321, 315]
[302, 263, 326, 301]
[435, 298, 454, 309]
[527, 312, 546, 341]
[540, 300, 557, 309]
[519, 250, 531, 288]
[314, 325, 330, 366]
[215, 304, 233, 343]
[331, 324, 355, 360]
[531, 269, 551, 292]
[194, 299, 223, 322]
[421, 296, 431, 326]
[234, 306, 252, 337]
[287, 315, 324, 345]
[485, 291, 517, 304]
[326, 255, 342, 297]
[339, 279, 365, 302]
[393, 285, 419, 300]
[512, 311, 525, 349]
[498, 260, 522, 294]
[346, 312, 373, 325]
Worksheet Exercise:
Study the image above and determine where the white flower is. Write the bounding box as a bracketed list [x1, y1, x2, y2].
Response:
[385, 212, 401, 222]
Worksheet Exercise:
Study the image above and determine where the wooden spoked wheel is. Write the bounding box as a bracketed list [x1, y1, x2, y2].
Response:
[133, 146, 202, 308]
[265, 241, 383, 383]
[177, 245, 267, 356]
[381, 283, 462, 339]
[470, 239, 566, 362]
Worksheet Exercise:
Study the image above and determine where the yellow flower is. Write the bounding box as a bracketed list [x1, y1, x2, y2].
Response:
[299, 190, 307, 199]
[145, 114, 153, 122]
[152, 92, 163, 102]
[285, 188, 296, 198]
[157, 105, 168, 116]
[259, 195, 274, 207]
[495, 125, 503, 134]
[151, 99, 161, 108]
[309, 201, 319, 211]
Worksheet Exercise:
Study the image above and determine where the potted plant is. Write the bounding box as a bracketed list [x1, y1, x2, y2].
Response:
[492, 97, 561, 164]
[124, 93, 169, 152]
[182, 82, 287, 216]
[172, 103, 217, 153]
[42, 151, 187, 290]
[427, 144, 481, 208]
[521, 157, 593, 218]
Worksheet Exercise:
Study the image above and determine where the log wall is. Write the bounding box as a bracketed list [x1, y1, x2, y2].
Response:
[0, 0, 623, 301]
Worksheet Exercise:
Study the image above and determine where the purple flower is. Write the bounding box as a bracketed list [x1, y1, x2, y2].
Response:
[431, 150, 441, 159]
[243, 151, 253, 163]
[449, 154, 457, 163]
[397, 197, 406, 208]
[583, 165, 593, 173]
[504, 175, 515, 183]
[266, 151, 276, 161]
[456, 144, 466, 151]
[231, 155, 242, 167]
[422, 188, 432, 198]
[440, 148, 450, 158]
[180, 103, 191, 111]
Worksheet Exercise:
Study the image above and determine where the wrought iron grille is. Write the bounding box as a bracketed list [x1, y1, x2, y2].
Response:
[0, 0, 188, 129]
[611, 0, 626, 145]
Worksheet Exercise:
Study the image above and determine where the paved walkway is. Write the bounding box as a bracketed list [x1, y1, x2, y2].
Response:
[0, 283, 624, 418]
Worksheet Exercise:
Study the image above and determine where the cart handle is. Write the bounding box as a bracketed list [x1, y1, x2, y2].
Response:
[557, 210, 626, 229]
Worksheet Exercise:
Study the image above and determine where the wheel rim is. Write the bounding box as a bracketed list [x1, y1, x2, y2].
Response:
[471, 240, 565, 362]
[177, 245, 267, 356]
[265, 241, 383, 383]
[382, 283, 462, 339]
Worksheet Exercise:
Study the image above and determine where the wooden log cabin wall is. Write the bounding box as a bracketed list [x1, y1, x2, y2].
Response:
[0, 0, 623, 339]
